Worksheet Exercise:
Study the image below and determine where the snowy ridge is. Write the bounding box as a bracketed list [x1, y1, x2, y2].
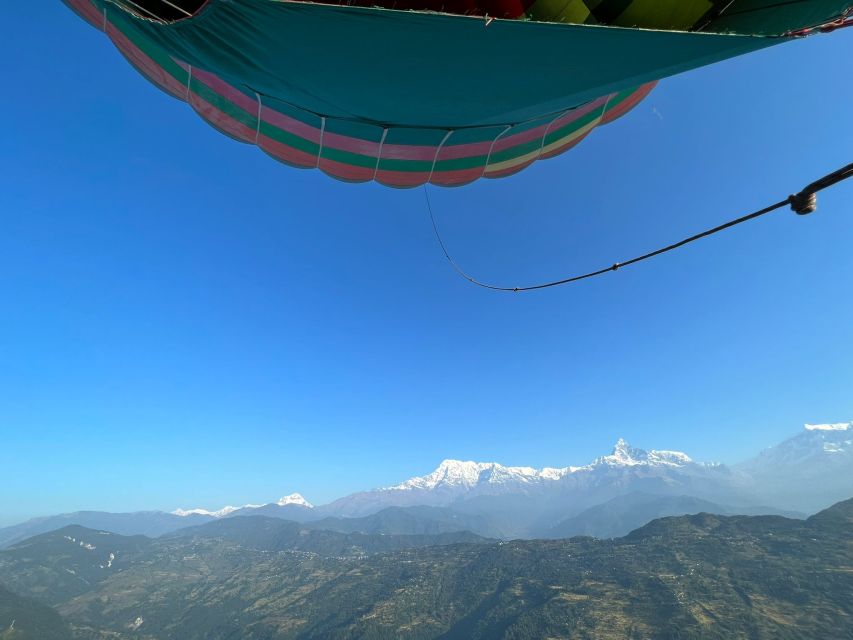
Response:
[277, 493, 314, 508]
[738, 422, 852, 468]
[802, 422, 852, 455]
[731, 422, 853, 511]
[172, 504, 262, 518]
[385, 460, 574, 491]
[590, 438, 695, 468]
[384, 439, 699, 493]
[173, 493, 313, 518]
[805, 422, 851, 432]
[34, 423, 849, 535]
[2, 421, 852, 543]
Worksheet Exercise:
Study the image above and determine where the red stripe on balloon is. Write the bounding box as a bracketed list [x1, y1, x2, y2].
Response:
[64, 0, 103, 28]
[105, 21, 188, 99]
[258, 134, 319, 169]
[600, 83, 657, 124]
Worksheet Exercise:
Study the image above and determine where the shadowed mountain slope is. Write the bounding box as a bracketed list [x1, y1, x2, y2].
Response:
[0, 499, 850, 639]
[0, 585, 71, 640]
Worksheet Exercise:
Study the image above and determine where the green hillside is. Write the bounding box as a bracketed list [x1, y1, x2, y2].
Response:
[0, 585, 71, 640]
[0, 499, 850, 639]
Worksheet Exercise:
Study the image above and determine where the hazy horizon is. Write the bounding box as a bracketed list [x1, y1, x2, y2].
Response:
[1, 421, 847, 527]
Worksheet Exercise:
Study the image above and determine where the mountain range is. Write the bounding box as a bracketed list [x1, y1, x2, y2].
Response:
[1, 422, 850, 546]
[1, 498, 851, 639]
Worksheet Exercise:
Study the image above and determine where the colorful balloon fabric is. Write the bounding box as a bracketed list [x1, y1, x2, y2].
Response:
[63, 0, 852, 187]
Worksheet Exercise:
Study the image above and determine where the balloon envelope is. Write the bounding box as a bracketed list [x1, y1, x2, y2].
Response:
[63, 0, 852, 186]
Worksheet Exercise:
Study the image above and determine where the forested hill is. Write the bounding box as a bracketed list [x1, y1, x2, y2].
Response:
[0, 499, 850, 639]
[0, 585, 71, 640]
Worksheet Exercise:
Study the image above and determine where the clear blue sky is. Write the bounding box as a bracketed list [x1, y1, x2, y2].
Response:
[1, 5, 851, 526]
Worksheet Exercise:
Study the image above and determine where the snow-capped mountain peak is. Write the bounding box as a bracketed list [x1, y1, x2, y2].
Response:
[386, 459, 574, 492]
[739, 422, 852, 469]
[319, 439, 719, 519]
[801, 423, 851, 455]
[173, 495, 312, 518]
[733, 421, 853, 511]
[418, 460, 498, 489]
[592, 439, 693, 468]
[385, 440, 697, 495]
[277, 493, 313, 508]
[801, 422, 852, 454]
[805, 422, 851, 432]
[648, 450, 694, 465]
[606, 438, 648, 465]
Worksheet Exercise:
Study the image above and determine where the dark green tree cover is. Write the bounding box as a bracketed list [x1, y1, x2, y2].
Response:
[0, 585, 72, 640]
[0, 501, 851, 639]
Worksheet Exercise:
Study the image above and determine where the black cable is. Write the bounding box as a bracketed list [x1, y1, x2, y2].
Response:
[425, 162, 853, 292]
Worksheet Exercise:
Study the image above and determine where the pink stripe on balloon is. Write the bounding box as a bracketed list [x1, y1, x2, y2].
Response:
[601, 83, 656, 124]
[430, 168, 487, 187]
[376, 142, 446, 162]
[320, 129, 383, 158]
[258, 134, 318, 169]
[75, 5, 655, 188]
[319, 157, 375, 183]
[190, 94, 257, 144]
[490, 96, 609, 154]
[190, 66, 260, 116]
[106, 21, 188, 99]
[376, 169, 433, 188]
[260, 107, 323, 145]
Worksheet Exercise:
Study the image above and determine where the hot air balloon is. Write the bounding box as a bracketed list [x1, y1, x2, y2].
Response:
[63, 0, 852, 187]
